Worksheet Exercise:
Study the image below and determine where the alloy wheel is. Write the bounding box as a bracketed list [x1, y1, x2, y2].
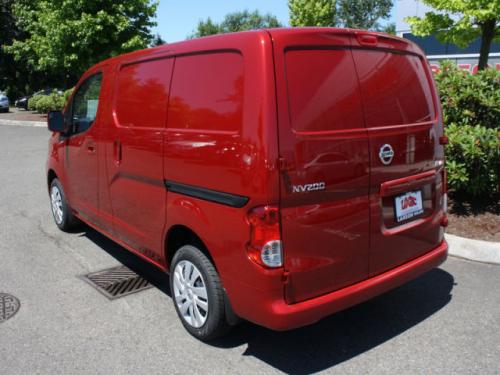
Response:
[50, 185, 64, 225]
[173, 260, 209, 328]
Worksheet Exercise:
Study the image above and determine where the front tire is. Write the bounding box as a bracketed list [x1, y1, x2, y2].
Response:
[49, 178, 79, 231]
[170, 245, 231, 341]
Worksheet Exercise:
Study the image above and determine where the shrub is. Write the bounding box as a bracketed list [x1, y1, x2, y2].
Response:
[28, 90, 68, 113]
[434, 62, 500, 198]
[63, 88, 73, 107]
[28, 94, 43, 111]
[435, 61, 500, 130]
[445, 123, 500, 197]
[36, 93, 65, 113]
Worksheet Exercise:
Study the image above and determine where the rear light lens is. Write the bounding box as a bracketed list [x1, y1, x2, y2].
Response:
[440, 167, 448, 233]
[441, 215, 448, 227]
[441, 167, 448, 214]
[246, 205, 282, 268]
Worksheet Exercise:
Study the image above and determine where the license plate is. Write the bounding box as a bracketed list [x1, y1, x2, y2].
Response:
[394, 190, 423, 223]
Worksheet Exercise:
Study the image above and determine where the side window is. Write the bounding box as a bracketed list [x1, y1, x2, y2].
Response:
[115, 58, 174, 128]
[168, 52, 244, 132]
[70, 73, 103, 134]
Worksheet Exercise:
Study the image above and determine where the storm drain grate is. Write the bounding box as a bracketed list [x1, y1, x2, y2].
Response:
[83, 265, 153, 300]
[0, 293, 20, 323]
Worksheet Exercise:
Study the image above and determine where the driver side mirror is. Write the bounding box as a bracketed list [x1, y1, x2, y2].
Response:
[47, 111, 68, 133]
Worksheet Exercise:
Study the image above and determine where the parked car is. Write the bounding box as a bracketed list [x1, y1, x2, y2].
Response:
[15, 88, 62, 110]
[0, 93, 9, 112]
[45, 28, 448, 341]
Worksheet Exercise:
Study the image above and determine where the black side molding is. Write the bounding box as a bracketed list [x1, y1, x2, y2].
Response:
[165, 180, 249, 208]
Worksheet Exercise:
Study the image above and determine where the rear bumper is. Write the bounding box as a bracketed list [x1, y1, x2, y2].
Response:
[244, 240, 448, 331]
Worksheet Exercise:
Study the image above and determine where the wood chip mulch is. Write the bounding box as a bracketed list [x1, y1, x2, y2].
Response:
[447, 192, 500, 242]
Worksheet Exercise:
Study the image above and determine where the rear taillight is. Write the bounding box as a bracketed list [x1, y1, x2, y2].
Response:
[246, 205, 282, 268]
[441, 168, 448, 214]
[441, 168, 448, 230]
[439, 136, 449, 145]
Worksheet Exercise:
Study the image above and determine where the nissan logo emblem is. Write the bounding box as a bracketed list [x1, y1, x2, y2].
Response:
[379, 144, 394, 165]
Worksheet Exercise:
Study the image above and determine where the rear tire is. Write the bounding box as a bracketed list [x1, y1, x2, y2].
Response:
[170, 245, 231, 341]
[49, 178, 79, 231]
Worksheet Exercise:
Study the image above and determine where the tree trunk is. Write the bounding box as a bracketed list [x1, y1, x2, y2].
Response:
[478, 19, 495, 71]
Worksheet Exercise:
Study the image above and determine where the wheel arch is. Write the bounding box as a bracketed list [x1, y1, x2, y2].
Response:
[164, 224, 217, 271]
[47, 169, 58, 192]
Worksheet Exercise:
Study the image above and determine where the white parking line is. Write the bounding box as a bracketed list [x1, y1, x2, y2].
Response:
[0, 119, 46, 127]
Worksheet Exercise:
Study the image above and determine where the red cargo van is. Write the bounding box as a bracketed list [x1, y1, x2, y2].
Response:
[46, 28, 448, 340]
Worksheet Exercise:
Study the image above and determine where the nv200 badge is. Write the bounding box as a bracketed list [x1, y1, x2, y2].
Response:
[292, 182, 326, 193]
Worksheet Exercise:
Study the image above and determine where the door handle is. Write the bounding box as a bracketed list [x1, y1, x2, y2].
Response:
[87, 144, 96, 153]
[113, 140, 122, 165]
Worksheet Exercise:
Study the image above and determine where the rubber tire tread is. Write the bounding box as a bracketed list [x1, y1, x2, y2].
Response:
[170, 245, 231, 341]
[50, 178, 79, 232]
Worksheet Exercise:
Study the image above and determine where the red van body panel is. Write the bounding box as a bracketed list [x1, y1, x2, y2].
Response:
[46, 28, 447, 331]
[271, 31, 371, 303]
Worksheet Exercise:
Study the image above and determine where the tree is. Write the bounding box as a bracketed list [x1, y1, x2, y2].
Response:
[191, 10, 282, 38]
[5, 0, 158, 87]
[336, 0, 393, 29]
[193, 17, 220, 38]
[0, 0, 29, 98]
[405, 0, 500, 70]
[379, 22, 396, 35]
[289, 0, 336, 27]
[151, 34, 166, 47]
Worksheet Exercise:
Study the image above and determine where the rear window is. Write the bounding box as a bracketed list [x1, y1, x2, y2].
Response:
[352, 50, 435, 127]
[285, 49, 364, 133]
[168, 52, 244, 132]
[115, 58, 174, 128]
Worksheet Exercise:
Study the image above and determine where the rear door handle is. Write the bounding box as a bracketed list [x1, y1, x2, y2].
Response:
[113, 140, 122, 165]
[86, 138, 96, 154]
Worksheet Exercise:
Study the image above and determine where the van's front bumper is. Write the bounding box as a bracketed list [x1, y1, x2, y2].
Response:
[231, 240, 447, 331]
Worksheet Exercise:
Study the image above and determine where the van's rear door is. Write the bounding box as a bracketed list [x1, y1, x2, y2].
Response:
[271, 30, 370, 303]
[351, 34, 445, 277]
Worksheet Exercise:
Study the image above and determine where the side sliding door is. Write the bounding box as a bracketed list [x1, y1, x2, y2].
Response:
[105, 57, 174, 264]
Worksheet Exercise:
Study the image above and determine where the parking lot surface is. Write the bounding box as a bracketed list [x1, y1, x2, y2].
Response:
[0, 125, 499, 374]
[0, 107, 46, 122]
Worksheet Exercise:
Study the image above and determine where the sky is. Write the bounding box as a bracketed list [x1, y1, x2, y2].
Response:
[152, 1, 397, 43]
[152, 1, 290, 43]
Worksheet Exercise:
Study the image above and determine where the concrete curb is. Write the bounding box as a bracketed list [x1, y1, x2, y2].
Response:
[446, 233, 500, 265]
[0, 119, 46, 127]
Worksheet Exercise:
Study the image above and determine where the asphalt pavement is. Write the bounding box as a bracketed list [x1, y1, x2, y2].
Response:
[0, 124, 499, 375]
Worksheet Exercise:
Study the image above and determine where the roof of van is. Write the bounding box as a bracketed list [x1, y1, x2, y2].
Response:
[94, 27, 423, 69]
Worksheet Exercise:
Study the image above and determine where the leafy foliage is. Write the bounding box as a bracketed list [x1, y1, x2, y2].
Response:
[435, 61, 500, 130]
[288, 0, 392, 30]
[191, 10, 282, 38]
[289, 0, 336, 27]
[434, 62, 500, 197]
[5, 0, 158, 87]
[151, 34, 166, 46]
[28, 88, 73, 113]
[0, 0, 36, 99]
[336, 0, 392, 30]
[405, 0, 500, 69]
[379, 22, 396, 34]
[445, 124, 499, 197]
[63, 88, 73, 105]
